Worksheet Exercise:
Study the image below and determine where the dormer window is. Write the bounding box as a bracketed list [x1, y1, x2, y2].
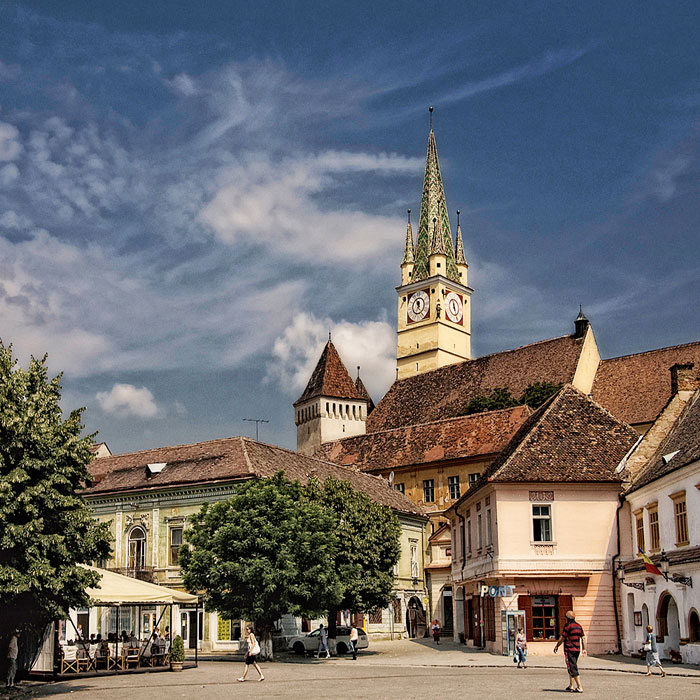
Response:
[146, 462, 167, 477]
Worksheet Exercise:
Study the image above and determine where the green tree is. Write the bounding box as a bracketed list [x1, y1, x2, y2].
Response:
[179, 473, 340, 659]
[519, 381, 562, 409]
[458, 387, 519, 415]
[0, 341, 111, 673]
[308, 477, 401, 649]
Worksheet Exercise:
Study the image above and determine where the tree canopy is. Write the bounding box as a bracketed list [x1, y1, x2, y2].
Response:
[458, 382, 562, 416]
[0, 341, 111, 667]
[180, 473, 402, 656]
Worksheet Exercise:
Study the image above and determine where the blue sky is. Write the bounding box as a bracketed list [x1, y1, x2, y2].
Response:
[1, 1, 699, 454]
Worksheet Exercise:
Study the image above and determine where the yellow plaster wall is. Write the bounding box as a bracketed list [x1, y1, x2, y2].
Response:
[571, 325, 601, 394]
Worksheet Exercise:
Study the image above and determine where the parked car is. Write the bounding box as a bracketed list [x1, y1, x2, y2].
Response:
[288, 626, 369, 656]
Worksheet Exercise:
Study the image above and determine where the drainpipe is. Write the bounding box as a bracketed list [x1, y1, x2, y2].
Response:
[458, 514, 466, 578]
[611, 494, 624, 654]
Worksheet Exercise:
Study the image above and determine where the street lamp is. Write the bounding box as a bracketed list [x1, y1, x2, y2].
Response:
[616, 559, 645, 591]
[659, 550, 692, 587]
[660, 550, 670, 578]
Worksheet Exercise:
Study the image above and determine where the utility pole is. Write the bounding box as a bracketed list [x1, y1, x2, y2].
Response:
[243, 418, 269, 442]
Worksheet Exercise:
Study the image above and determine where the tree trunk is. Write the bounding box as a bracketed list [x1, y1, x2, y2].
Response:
[256, 622, 274, 661]
[327, 607, 338, 656]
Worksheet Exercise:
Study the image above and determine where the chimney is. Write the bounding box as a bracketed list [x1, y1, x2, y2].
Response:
[670, 363, 698, 394]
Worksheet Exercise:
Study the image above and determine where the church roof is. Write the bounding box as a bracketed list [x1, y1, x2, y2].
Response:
[315, 405, 532, 473]
[294, 340, 365, 406]
[461, 385, 639, 495]
[454, 217, 467, 266]
[354, 374, 375, 414]
[82, 437, 425, 517]
[402, 210, 415, 265]
[628, 388, 700, 493]
[412, 113, 459, 283]
[367, 334, 586, 433]
[592, 340, 700, 425]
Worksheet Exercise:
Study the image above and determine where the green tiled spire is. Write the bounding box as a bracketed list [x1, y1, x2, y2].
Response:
[402, 209, 415, 264]
[413, 108, 459, 282]
[455, 209, 467, 265]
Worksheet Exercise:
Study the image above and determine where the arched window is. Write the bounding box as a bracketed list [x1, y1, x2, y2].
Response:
[128, 526, 146, 570]
[689, 610, 700, 643]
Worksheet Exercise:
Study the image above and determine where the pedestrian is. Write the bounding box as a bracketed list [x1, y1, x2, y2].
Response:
[514, 627, 527, 668]
[316, 623, 330, 658]
[349, 626, 359, 660]
[431, 619, 441, 644]
[6, 630, 19, 688]
[643, 625, 666, 677]
[237, 625, 264, 682]
[553, 610, 586, 693]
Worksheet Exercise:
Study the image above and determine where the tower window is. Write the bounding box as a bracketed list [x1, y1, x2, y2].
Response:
[353, 406, 356, 418]
[326, 402, 329, 414]
[436, 262, 441, 268]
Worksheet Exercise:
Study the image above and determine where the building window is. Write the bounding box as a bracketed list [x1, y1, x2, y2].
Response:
[423, 479, 435, 503]
[671, 492, 689, 546]
[647, 505, 660, 551]
[128, 526, 146, 570]
[486, 508, 492, 546]
[532, 504, 553, 542]
[217, 616, 241, 641]
[393, 599, 402, 624]
[468, 473, 479, 487]
[477, 513, 482, 550]
[467, 520, 472, 554]
[689, 610, 700, 643]
[448, 475, 460, 500]
[169, 527, 183, 566]
[485, 596, 496, 642]
[410, 540, 419, 578]
[634, 510, 644, 553]
[394, 483, 405, 494]
[531, 595, 558, 640]
[369, 609, 383, 624]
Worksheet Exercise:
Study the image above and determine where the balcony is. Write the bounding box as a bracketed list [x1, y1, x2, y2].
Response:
[108, 566, 156, 583]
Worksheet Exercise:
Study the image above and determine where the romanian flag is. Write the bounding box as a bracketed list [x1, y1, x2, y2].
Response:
[639, 548, 663, 576]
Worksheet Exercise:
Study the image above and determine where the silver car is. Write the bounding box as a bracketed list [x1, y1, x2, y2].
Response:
[287, 626, 369, 656]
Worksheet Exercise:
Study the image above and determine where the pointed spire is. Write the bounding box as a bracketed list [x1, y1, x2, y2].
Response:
[412, 107, 459, 282]
[430, 216, 447, 255]
[402, 209, 415, 264]
[454, 209, 467, 265]
[574, 305, 590, 339]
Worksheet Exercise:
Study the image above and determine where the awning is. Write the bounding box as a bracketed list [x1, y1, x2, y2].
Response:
[81, 565, 198, 605]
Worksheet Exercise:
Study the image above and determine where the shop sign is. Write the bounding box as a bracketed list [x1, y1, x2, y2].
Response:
[479, 585, 516, 598]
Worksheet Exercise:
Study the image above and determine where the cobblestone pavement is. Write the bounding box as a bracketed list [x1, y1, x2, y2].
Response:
[19, 639, 700, 700]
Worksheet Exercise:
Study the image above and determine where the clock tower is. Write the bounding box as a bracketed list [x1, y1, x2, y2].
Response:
[397, 108, 473, 379]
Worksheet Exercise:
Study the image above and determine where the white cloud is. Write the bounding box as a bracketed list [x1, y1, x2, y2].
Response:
[0, 163, 19, 185]
[200, 151, 421, 264]
[169, 72, 198, 96]
[0, 210, 33, 230]
[96, 383, 160, 418]
[267, 311, 395, 401]
[0, 121, 22, 161]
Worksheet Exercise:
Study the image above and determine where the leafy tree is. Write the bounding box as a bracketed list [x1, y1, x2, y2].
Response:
[458, 387, 519, 415]
[0, 342, 111, 675]
[519, 381, 562, 409]
[179, 473, 340, 659]
[307, 477, 401, 648]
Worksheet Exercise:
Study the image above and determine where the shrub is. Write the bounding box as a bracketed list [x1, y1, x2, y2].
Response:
[170, 635, 185, 663]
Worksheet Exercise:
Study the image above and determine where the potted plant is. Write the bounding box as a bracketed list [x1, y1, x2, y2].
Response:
[170, 635, 185, 671]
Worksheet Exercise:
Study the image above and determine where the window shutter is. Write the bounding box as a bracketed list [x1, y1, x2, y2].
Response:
[519, 595, 533, 642]
[558, 594, 574, 638]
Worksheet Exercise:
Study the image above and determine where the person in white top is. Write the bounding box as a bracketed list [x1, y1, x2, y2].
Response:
[237, 626, 264, 682]
[6, 631, 19, 688]
[349, 627, 359, 660]
[316, 624, 330, 659]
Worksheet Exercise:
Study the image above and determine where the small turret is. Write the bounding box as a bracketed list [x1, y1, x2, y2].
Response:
[454, 209, 468, 285]
[573, 305, 589, 339]
[401, 209, 415, 285]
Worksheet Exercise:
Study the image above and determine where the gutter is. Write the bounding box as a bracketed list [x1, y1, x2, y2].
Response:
[611, 493, 624, 654]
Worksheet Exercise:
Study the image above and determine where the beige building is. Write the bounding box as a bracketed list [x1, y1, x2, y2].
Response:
[445, 385, 639, 655]
[84, 437, 427, 649]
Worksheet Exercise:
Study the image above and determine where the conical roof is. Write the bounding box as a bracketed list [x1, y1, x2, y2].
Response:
[355, 374, 375, 415]
[454, 212, 467, 266]
[402, 210, 415, 264]
[413, 113, 459, 282]
[294, 341, 366, 406]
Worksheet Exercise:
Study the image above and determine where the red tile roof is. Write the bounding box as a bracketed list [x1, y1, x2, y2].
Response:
[315, 405, 532, 472]
[592, 341, 700, 425]
[82, 436, 424, 517]
[354, 375, 375, 414]
[468, 385, 639, 490]
[294, 340, 365, 406]
[367, 335, 585, 432]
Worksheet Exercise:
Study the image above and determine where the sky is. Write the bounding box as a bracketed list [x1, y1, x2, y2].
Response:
[1, 1, 700, 454]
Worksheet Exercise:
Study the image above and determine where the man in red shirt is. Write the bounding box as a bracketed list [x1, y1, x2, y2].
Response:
[554, 610, 586, 692]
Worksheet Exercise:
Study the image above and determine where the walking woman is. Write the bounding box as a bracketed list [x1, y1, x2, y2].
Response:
[431, 619, 441, 644]
[644, 625, 666, 677]
[238, 625, 264, 682]
[514, 627, 527, 669]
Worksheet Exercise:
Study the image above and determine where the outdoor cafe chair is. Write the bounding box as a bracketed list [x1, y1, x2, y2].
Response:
[60, 645, 79, 674]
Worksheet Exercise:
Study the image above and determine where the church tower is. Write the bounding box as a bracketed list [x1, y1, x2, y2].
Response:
[294, 338, 370, 455]
[397, 108, 473, 379]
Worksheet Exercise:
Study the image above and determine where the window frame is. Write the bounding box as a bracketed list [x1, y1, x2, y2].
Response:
[633, 509, 645, 553]
[670, 491, 689, 547]
[394, 482, 405, 494]
[448, 475, 461, 501]
[531, 503, 554, 543]
[169, 526, 183, 567]
[646, 503, 660, 552]
[423, 479, 435, 503]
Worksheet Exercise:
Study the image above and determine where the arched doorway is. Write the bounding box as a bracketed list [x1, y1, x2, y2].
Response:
[689, 609, 700, 643]
[641, 603, 649, 630]
[657, 592, 681, 654]
[128, 526, 146, 570]
[626, 593, 635, 645]
[406, 596, 427, 638]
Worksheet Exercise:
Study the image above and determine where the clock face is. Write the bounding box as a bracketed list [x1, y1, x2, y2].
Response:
[407, 290, 430, 323]
[445, 291, 463, 324]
